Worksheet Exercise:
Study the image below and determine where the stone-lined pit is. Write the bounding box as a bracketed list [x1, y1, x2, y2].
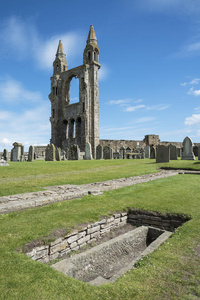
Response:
[52, 226, 172, 286]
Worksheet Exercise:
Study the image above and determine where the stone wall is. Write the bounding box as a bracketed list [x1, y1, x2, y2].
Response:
[100, 140, 144, 151]
[25, 209, 190, 263]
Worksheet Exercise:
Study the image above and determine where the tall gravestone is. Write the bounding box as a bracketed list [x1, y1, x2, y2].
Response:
[150, 146, 156, 159]
[11, 142, 24, 162]
[119, 147, 125, 159]
[169, 144, 177, 160]
[113, 152, 119, 159]
[156, 145, 170, 163]
[45, 144, 56, 161]
[193, 146, 198, 157]
[103, 146, 112, 159]
[198, 146, 200, 161]
[144, 145, 150, 159]
[55, 147, 61, 161]
[96, 144, 103, 159]
[84, 142, 93, 160]
[67, 145, 80, 160]
[28, 146, 35, 162]
[3, 149, 8, 161]
[181, 136, 195, 160]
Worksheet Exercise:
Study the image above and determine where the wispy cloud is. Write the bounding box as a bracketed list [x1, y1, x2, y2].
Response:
[125, 105, 146, 112]
[181, 78, 200, 86]
[125, 104, 169, 112]
[130, 117, 156, 124]
[187, 87, 200, 96]
[0, 77, 50, 151]
[108, 99, 131, 105]
[0, 77, 43, 104]
[0, 16, 85, 70]
[185, 114, 200, 125]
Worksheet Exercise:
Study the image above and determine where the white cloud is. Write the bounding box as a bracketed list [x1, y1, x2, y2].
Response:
[134, 99, 143, 103]
[187, 87, 200, 96]
[125, 105, 146, 112]
[0, 78, 43, 103]
[185, 114, 200, 125]
[146, 104, 169, 111]
[0, 16, 85, 70]
[108, 99, 131, 105]
[181, 78, 200, 86]
[131, 117, 156, 124]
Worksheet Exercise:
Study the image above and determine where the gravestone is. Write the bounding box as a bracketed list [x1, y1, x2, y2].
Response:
[84, 142, 93, 160]
[144, 145, 150, 159]
[55, 147, 61, 161]
[3, 149, 8, 161]
[126, 147, 131, 153]
[156, 145, 170, 163]
[67, 145, 80, 160]
[140, 148, 145, 159]
[193, 146, 198, 157]
[119, 147, 125, 159]
[150, 146, 156, 159]
[96, 144, 103, 159]
[28, 146, 35, 162]
[181, 136, 195, 160]
[113, 152, 119, 159]
[198, 146, 200, 160]
[103, 146, 112, 159]
[61, 150, 67, 160]
[169, 144, 177, 160]
[45, 144, 56, 161]
[11, 142, 24, 162]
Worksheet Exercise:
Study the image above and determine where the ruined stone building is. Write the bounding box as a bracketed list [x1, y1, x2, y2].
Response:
[48, 25, 187, 158]
[49, 25, 100, 158]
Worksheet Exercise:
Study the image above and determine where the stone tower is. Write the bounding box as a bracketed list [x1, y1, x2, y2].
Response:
[49, 25, 100, 158]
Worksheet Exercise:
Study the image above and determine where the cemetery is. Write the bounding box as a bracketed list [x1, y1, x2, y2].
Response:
[0, 25, 200, 300]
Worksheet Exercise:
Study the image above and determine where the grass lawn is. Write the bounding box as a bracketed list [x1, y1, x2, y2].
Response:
[0, 158, 200, 197]
[0, 159, 200, 299]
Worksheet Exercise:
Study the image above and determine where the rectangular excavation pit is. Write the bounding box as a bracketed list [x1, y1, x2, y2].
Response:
[51, 226, 172, 286]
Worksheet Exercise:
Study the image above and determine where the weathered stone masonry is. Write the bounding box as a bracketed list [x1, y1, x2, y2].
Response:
[49, 25, 100, 158]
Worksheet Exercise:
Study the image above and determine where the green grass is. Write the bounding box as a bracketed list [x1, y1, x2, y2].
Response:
[0, 160, 200, 299]
[0, 158, 200, 197]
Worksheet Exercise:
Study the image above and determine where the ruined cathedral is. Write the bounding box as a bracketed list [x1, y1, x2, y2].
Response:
[49, 25, 100, 158]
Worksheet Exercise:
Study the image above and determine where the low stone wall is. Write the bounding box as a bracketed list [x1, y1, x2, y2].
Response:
[127, 209, 190, 231]
[26, 212, 128, 263]
[24, 209, 190, 264]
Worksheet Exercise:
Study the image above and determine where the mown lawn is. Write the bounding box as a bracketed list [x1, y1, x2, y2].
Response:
[0, 159, 200, 299]
[0, 158, 200, 197]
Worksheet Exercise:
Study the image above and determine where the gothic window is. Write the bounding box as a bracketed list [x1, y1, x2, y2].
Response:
[55, 87, 58, 95]
[63, 65, 65, 71]
[88, 52, 91, 61]
[52, 109, 55, 118]
[63, 120, 68, 139]
[83, 102, 85, 112]
[56, 65, 59, 71]
[70, 76, 79, 104]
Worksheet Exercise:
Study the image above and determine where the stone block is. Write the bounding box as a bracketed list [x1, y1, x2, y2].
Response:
[87, 225, 100, 235]
[67, 234, 78, 244]
[78, 235, 91, 245]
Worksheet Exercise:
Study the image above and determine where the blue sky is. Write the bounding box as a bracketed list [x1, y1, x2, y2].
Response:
[1, 0, 200, 151]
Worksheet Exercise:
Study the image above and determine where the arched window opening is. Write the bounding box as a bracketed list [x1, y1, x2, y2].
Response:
[76, 117, 82, 139]
[88, 52, 91, 60]
[56, 65, 59, 72]
[70, 76, 79, 104]
[63, 65, 66, 71]
[69, 119, 75, 139]
[63, 120, 68, 139]
[55, 87, 58, 95]
[52, 109, 55, 118]
[83, 102, 85, 112]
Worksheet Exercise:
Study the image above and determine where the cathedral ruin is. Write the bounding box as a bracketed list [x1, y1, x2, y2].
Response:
[49, 25, 100, 158]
